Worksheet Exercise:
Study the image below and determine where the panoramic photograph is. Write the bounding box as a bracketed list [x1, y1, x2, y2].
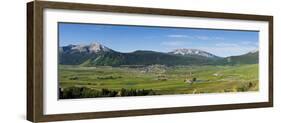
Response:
[58, 22, 259, 99]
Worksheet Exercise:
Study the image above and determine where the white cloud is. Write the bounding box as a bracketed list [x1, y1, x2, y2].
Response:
[195, 36, 210, 40]
[214, 37, 225, 40]
[167, 34, 224, 41]
[161, 41, 188, 47]
[198, 46, 257, 57]
[215, 43, 239, 47]
[240, 41, 259, 46]
[160, 40, 257, 57]
[241, 41, 252, 45]
[167, 34, 190, 38]
[199, 42, 258, 57]
[164, 35, 257, 56]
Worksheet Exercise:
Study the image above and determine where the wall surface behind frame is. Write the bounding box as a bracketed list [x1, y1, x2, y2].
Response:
[0, 0, 280, 123]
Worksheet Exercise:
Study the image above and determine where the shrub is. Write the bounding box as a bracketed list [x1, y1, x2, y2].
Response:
[69, 76, 78, 80]
[59, 87, 156, 99]
[97, 76, 122, 80]
[192, 77, 197, 82]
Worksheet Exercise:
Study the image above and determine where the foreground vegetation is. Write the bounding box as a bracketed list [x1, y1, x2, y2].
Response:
[59, 64, 259, 99]
[59, 87, 156, 99]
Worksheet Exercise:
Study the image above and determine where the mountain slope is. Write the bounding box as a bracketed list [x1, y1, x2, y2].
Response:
[59, 42, 113, 65]
[60, 42, 258, 66]
[169, 48, 220, 59]
[83, 50, 218, 66]
[224, 50, 259, 64]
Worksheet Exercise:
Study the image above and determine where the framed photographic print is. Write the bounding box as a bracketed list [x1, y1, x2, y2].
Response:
[27, 0, 273, 122]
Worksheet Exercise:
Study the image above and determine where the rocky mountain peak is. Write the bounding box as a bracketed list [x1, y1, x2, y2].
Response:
[170, 48, 218, 58]
[248, 49, 259, 54]
[60, 42, 112, 54]
[88, 42, 110, 53]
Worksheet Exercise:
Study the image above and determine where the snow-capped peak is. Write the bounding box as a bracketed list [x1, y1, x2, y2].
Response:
[248, 48, 259, 54]
[61, 42, 112, 54]
[88, 42, 110, 53]
[170, 48, 218, 58]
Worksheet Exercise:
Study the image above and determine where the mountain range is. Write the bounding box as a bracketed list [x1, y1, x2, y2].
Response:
[59, 42, 258, 66]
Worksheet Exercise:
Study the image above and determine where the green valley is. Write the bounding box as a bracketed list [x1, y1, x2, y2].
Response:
[59, 64, 258, 99]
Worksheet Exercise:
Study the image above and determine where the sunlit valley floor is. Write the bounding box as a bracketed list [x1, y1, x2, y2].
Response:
[59, 64, 258, 99]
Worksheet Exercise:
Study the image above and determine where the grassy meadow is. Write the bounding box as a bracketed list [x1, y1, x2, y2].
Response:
[59, 64, 258, 99]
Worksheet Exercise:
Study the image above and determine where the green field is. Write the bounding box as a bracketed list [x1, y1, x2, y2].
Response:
[59, 64, 258, 98]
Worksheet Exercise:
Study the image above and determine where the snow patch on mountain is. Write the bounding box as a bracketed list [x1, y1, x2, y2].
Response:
[170, 48, 218, 58]
[61, 42, 112, 54]
[248, 49, 259, 54]
[88, 42, 110, 53]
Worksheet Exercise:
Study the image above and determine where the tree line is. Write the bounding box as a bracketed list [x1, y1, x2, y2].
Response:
[59, 87, 156, 99]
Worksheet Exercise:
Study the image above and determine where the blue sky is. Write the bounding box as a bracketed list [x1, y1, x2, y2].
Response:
[59, 23, 259, 57]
